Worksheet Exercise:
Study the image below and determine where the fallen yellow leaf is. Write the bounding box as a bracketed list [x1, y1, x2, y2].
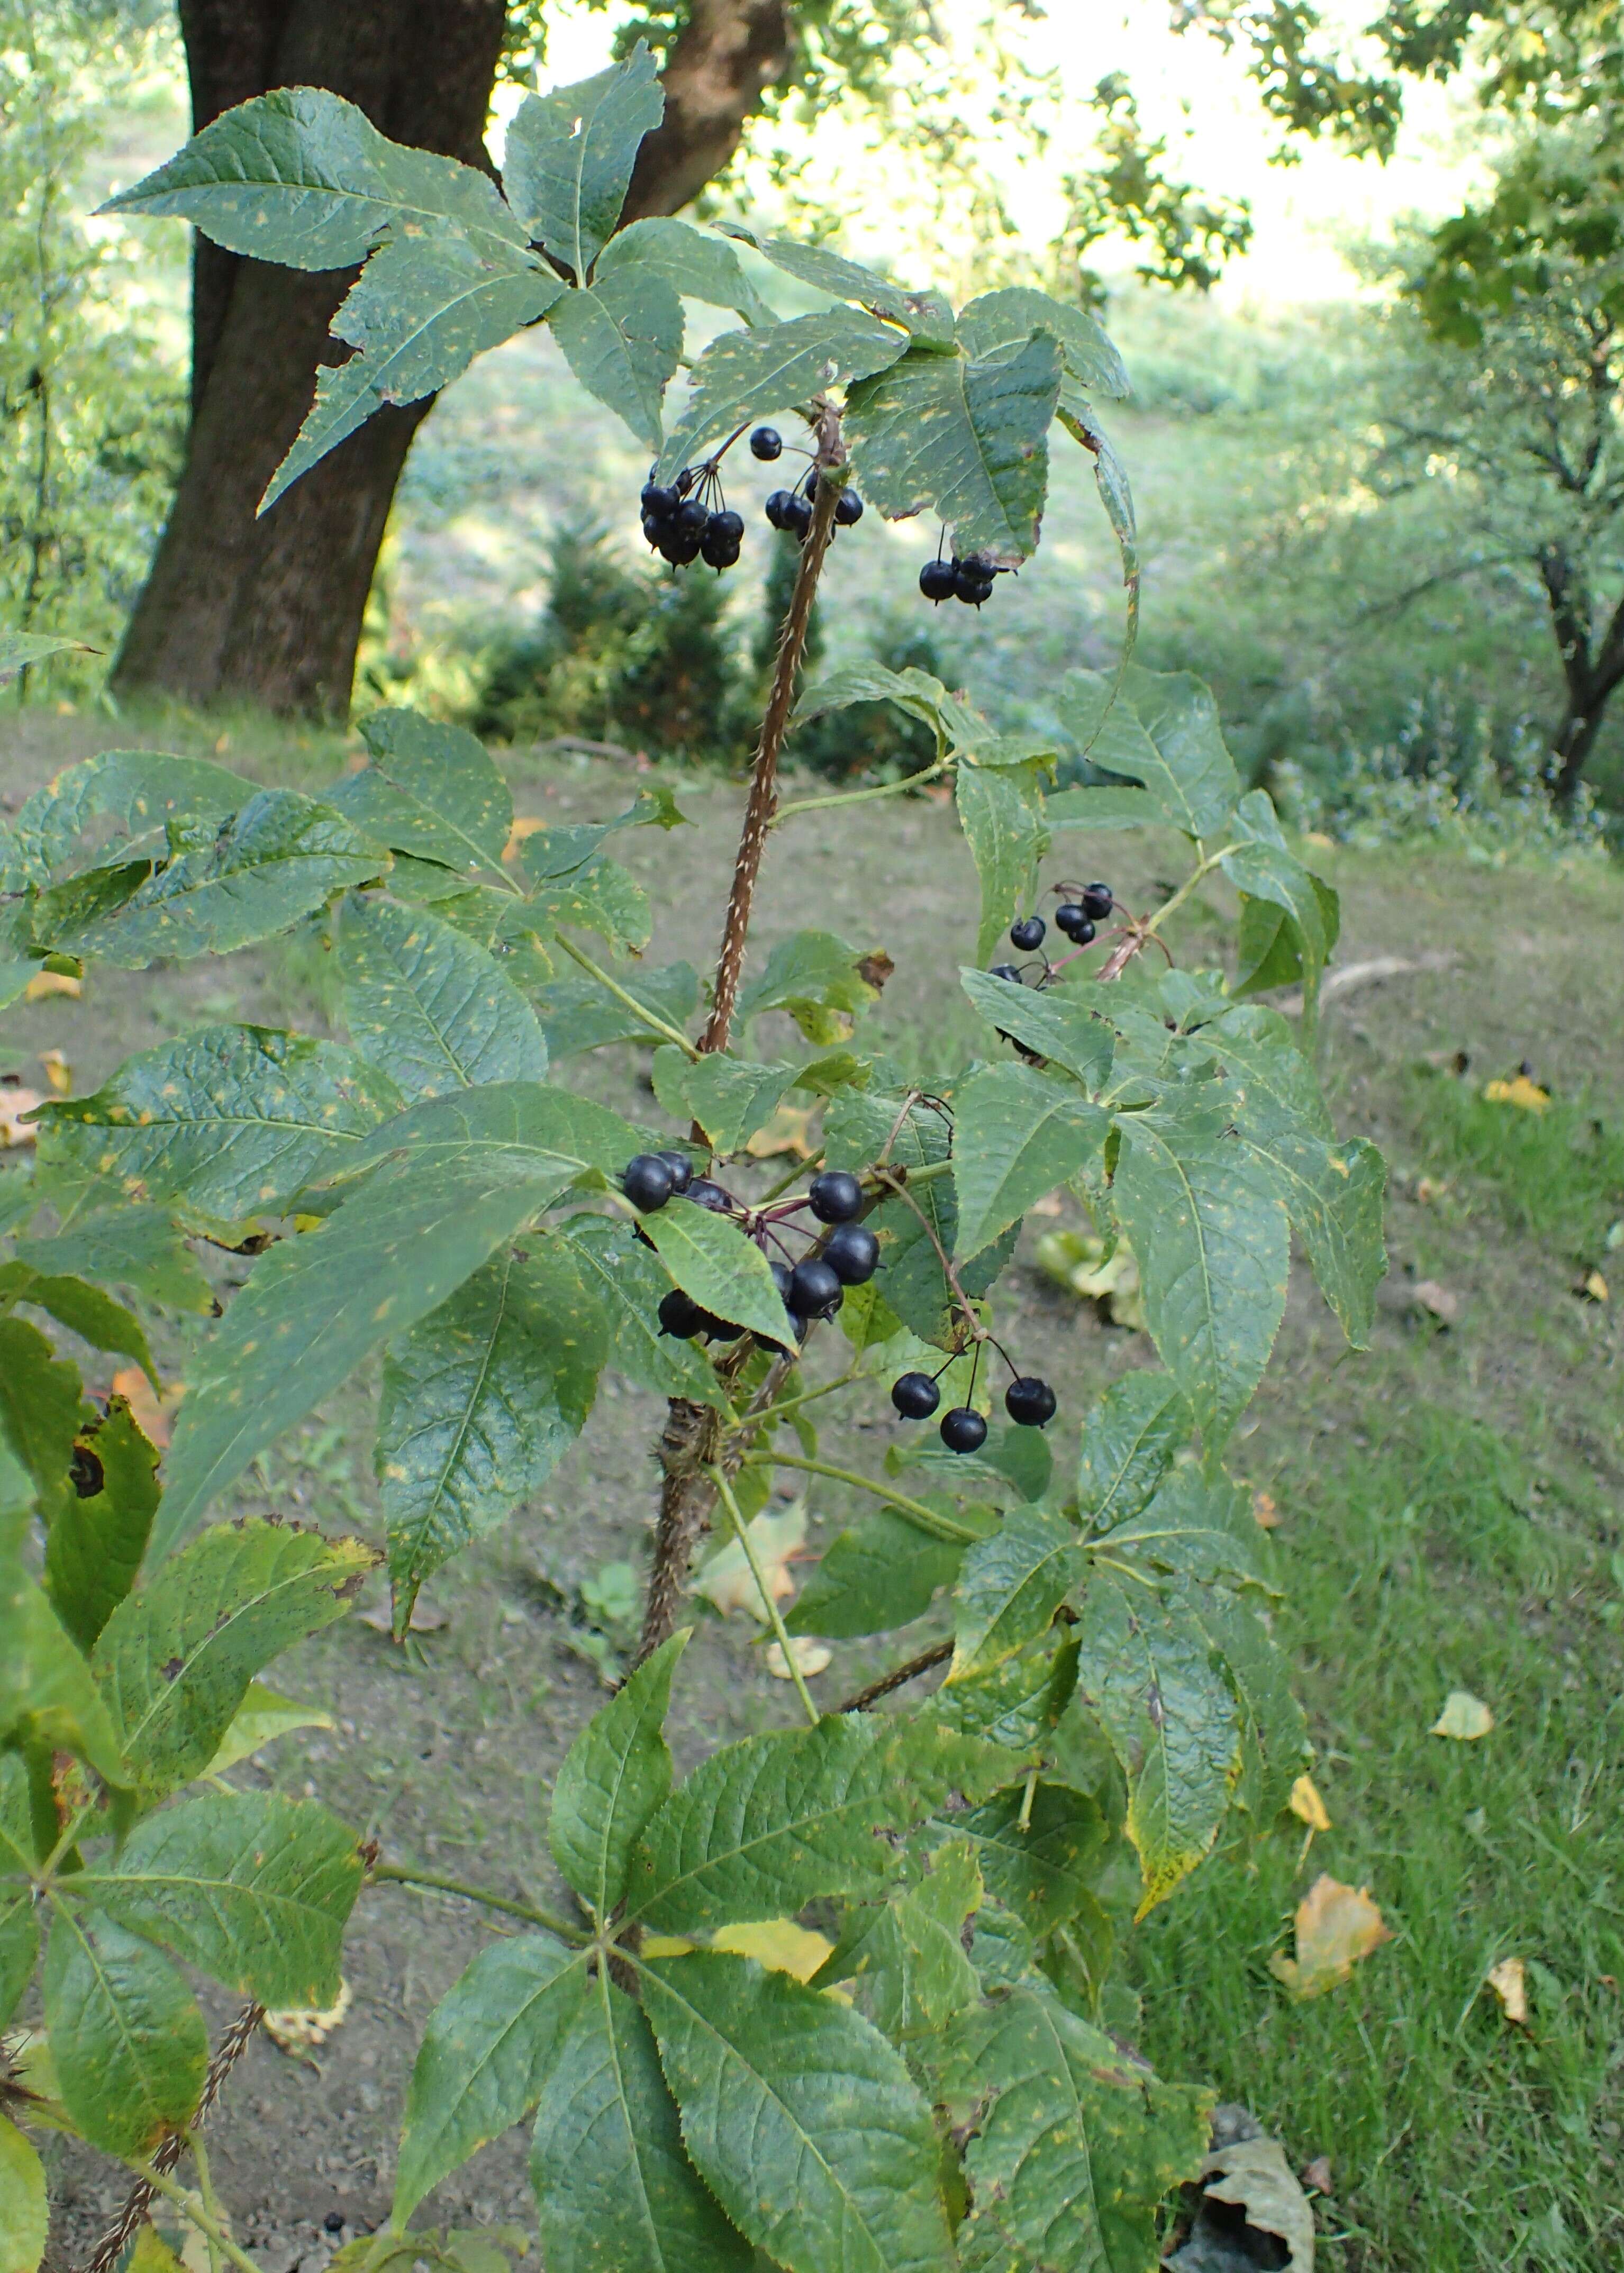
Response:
[692, 1503, 806, 1620]
[0, 1085, 43, 1147]
[1487, 1956, 1528, 2025]
[766, 1636, 831, 1680]
[1414, 1175, 1450, 1204]
[746, 1103, 816, 1159]
[1411, 1278, 1462, 1325]
[1483, 1075, 1550, 1114]
[38, 1048, 71, 1096]
[1253, 1489, 1282, 1530]
[712, 1920, 834, 1982]
[264, 1977, 352, 2051]
[1289, 1774, 1331, 1832]
[1580, 1268, 1609, 1304]
[1431, 1689, 1494, 1740]
[111, 1366, 182, 1449]
[23, 969, 79, 1002]
[1269, 1874, 1391, 1999]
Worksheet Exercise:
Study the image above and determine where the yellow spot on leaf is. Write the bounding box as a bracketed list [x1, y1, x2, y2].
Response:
[712, 1919, 834, 1981]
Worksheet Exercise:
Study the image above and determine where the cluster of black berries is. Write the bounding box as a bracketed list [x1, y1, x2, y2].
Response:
[990, 881, 1115, 988]
[919, 551, 1005, 609]
[891, 1361, 1057, 1454]
[620, 1156, 880, 1345]
[640, 470, 745, 572]
[756, 428, 865, 544]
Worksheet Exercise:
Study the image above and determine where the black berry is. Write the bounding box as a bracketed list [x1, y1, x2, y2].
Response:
[1081, 883, 1114, 921]
[698, 1312, 744, 1342]
[709, 508, 744, 544]
[687, 1178, 732, 1213]
[1055, 905, 1096, 944]
[822, 1222, 879, 1286]
[782, 494, 813, 539]
[1004, 1376, 1057, 1428]
[660, 526, 703, 566]
[765, 489, 796, 530]
[657, 1150, 694, 1195]
[1010, 916, 1046, 951]
[658, 1287, 704, 1338]
[954, 562, 995, 605]
[641, 480, 678, 517]
[920, 559, 958, 603]
[891, 1371, 940, 1420]
[750, 425, 783, 461]
[787, 1257, 843, 1319]
[834, 489, 864, 525]
[939, 1407, 988, 1454]
[808, 1170, 864, 1223]
[701, 520, 742, 568]
[641, 511, 667, 545]
[989, 962, 1024, 985]
[623, 1154, 675, 1211]
[673, 497, 707, 538]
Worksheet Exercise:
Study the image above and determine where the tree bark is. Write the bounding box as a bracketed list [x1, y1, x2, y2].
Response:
[1538, 540, 1624, 805]
[113, 0, 792, 722]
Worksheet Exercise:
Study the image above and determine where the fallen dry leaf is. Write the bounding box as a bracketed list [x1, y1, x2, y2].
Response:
[1578, 1268, 1609, 1303]
[0, 1084, 43, 1147]
[38, 1049, 71, 1096]
[1253, 1489, 1282, 1530]
[1194, 2133, 1315, 2271]
[1301, 2155, 1334, 2196]
[711, 1919, 834, 1981]
[1431, 1689, 1494, 1740]
[23, 969, 79, 1002]
[745, 1103, 816, 1159]
[1411, 1279, 1461, 1325]
[1269, 1874, 1392, 1999]
[111, 1366, 181, 1447]
[1483, 1074, 1550, 1114]
[264, 1978, 352, 2052]
[1414, 1175, 1450, 1205]
[1487, 1955, 1528, 2025]
[1035, 1228, 1146, 1331]
[692, 1503, 806, 1620]
[360, 1600, 448, 1634]
[1290, 1774, 1331, 1832]
[766, 1636, 831, 1680]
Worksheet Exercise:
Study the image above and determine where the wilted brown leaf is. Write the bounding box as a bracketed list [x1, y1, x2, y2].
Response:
[1483, 1075, 1550, 1114]
[1411, 1279, 1461, 1325]
[745, 1104, 816, 1159]
[38, 1049, 71, 1096]
[1269, 1874, 1392, 1999]
[766, 1636, 831, 1681]
[1301, 2155, 1334, 2196]
[1253, 1489, 1282, 1530]
[265, 1979, 353, 2053]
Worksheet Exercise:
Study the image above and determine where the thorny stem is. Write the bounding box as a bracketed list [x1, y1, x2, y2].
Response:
[553, 930, 702, 1058]
[837, 1636, 953, 1713]
[124, 2159, 262, 2273]
[739, 1450, 980, 1542]
[370, 1860, 587, 1943]
[707, 1463, 820, 1727]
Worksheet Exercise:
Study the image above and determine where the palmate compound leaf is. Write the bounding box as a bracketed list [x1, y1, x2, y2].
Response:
[654, 308, 909, 482]
[92, 1517, 375, 1797]
[503, 43, 664, 278]
[74, 1788, 363, 2008]
[30, 1023, 404, 1222]
[377, 1238, 608, 1631]
[951, 1063, 1109, 1259]
[156, 1082, 632, 1550]
[846, 332, 1064, 567]
[1075, 1372, 1191, 1532]
[1074, 1574, 1240, 1915]
[42, 1906, 207, 2156]
[546, 266, 685, 453]
[326, 707, 514, 877]
[960, 967, 1117, 1090]
[532, 1966, 751, 2273]
[0, 2111, 47, 2273]
[955, 761, 1049, 968]
[550, 1633, 688, 1920]
[29, 790, 385, 969]
[952, 1780, 1112, 1941]
[336, 891, 548, 1100]
[950, 1507, 1089, 1683]
[1109, 1122, 1289, 1454]
[43, 1396, 161, 1651]
[639, 1950, 954, 2273]
[1059, 665, 1239, 845]
[939, 1984, 1210, 2273]
[624, 1713, 1015, 1934]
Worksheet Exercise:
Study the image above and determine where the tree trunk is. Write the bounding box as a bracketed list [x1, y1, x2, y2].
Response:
[114, 0, 791, 723]
[1551, 697, 1612, 807]
[1538, 542, 1624, 807]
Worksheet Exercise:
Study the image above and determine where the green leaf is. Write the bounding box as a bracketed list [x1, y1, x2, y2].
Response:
[651, 1049, 798, 1154]
[0, 1261, 152, 1385]
[266, 236, 561, 509]
[330, 707, 514, 875]
[535, 960, 698, 1059]
[0, 1516, 128, 1787]
[1043, 784, 1159, 832]
[1221, 793, 1335, 1020]
[640, 1951, 954, 2273]
[1074, 1575, 1239, 1913]
[955, 1780, 1111, 1938]
[43, 1398, 161, 1651]
[337, 892, 547, 1099]
[547, 269, 684, 451]
[951, 1507, 1087, 1681]
[1058, 394, 1139, 659]
[0, 1876, 39, 2030]
[531, 854, 651, 954]
[394, 1932, 591, 2223]
[8, 749, 252, 881]
[924, 1632, 1078, 1756]
[720, 226, 957, 347]
[42, 1906, 206, 2155]
[0, 2114, 46, 2273]
[952, 1065, 1109, 1258]
[77, 1789, 361, 2007]
[819, 1839, 983, 2041]
[736, 928, 884, 1042]
[32, 790, 383, 968]
[656, 309, 908, 480]
[627, 1715, 1010, 1933]
[959, 967, 1115, 1089]
[939, 1985, 1210, 2271]
[550, 1631, 686, 1921]
[104, 86, 527, 266]
[1060, 665, 1239, 843]
[955, 763, 1048, 966]
[379, 1242, 605, 1629]
[15, 1205, 213, 1314]
[1076, 1372, 1190, 1530]
[595, 216, 774, 324]
[640, 1201, 794, 1345]
[846, 333, 1063, 566]
[532, 1966, 750, 2273]
[201, 1681, 333, 1777]
[1089, 1466, 1267, 1592]
[93, 1519, 375, 1796]
[794, 659, 962, 740]
[1110, 1124, 1289, 1452]
[786, 1509, 966, 1639]
[0, 628, 82, 678]
[560, 1215, 727, 1408]
[1176, 1580, 1308, 1823]
[32, 1024, 403, 1222]
[0, 1315, 88, 1523]
[503, 45, 664, 278]
[955, 286, 1129, 397]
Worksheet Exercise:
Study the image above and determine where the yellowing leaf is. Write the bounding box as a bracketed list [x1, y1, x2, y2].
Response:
[1487, 1955, 1528, 2025]
[1289, 1774, 1331, 1832]
[0, 1087, 42, 1147]
[126, 2224, 188, 2273]
[1269, 1874, 1391, 1998]
[745, 1103, 816, 1160]
[766, 1637, 831, 1680]
[201, 1681, 334, 1776]
[264, 1977, 353, 2052]
[38, 1051, 71, 1097]
[711, 1920, 835, 1983]
[1431, 1689, 1493, 1740]
[1483, 1075, 1549, 1113]
[641, 1934, 696, 1958]
[0, 2114, 48, 2273]
[23, 969, 79, 1002]
[692, 1503, 806, 1621]
[503, 814, 547, 862]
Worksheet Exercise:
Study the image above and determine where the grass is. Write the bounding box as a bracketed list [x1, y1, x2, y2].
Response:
[1405, 1072, 1624, 1259]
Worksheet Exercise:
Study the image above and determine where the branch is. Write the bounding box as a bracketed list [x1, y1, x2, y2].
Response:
[622, 0, 793, 226]
[838, 1638, 952, 1713]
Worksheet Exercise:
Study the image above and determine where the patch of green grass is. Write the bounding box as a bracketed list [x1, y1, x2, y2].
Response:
[1407, 1070, 1624, 1257]
[1133, 1408, 1624, 2273]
